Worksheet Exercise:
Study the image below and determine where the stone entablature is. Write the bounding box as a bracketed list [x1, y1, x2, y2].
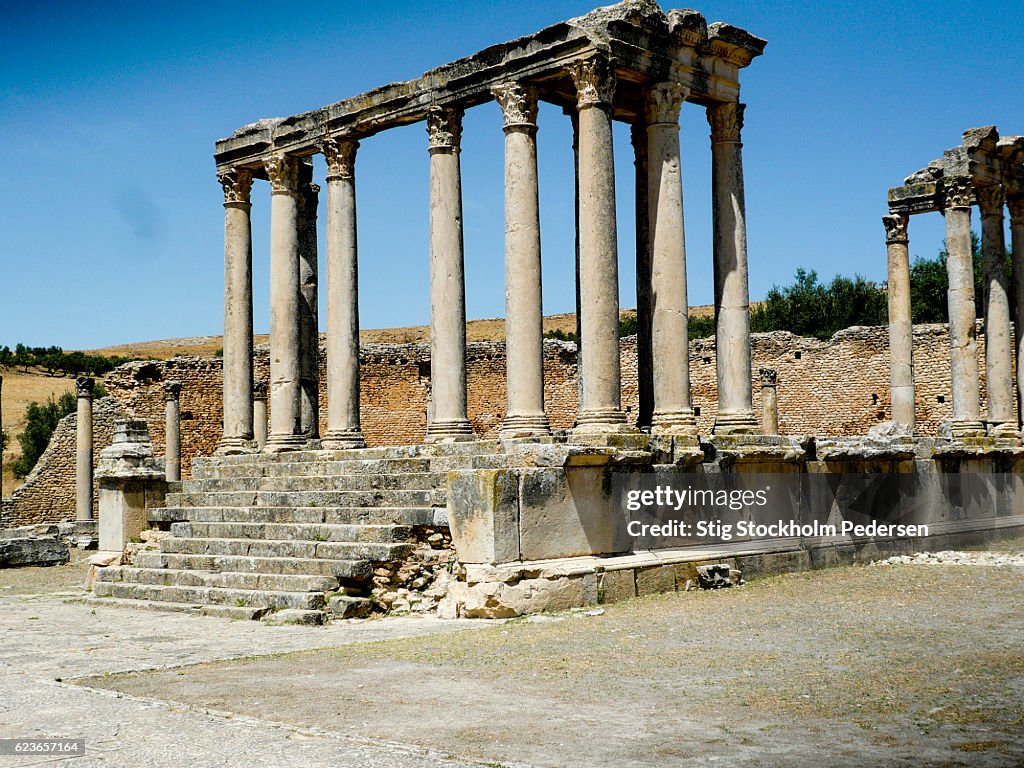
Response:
[213, 4, 764, 173]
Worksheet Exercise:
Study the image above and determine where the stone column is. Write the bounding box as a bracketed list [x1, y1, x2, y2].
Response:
[943, 176, 984, 437]
[253, 381, 269, 451]
[76, 377, 94, 521]
[563, 106, 584, 414]
[297, 163, 321, 441]
[632, 123, 654, 431]
[321, 138, 367, 449]
[569, 56, 630, 436]
[647, 82, 697, 436]
[883, 213, 915, 432]
[164, 380, 181, 482]
[425, 106, 474, 442]
[977, 185, 1016, 435]
[759, 368, 778, 435]
[707, 103, 758, 435]
[264, 153, 306, 451]
[1009, 197, 1024, 429]
[217, 168, 254, 453]
[493, 82, 550, 439]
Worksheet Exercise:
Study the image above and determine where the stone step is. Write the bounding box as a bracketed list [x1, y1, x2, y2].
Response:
[165, 488, 444, 508]
[150, 506, 439, 526]
[175, 521, 412, 544]
[99, 566, 340, 593]
[93, 580, 327, 610]
[191, 440, 501, 471]
[159, 536, 413, 561]
[194, 457, 434, 480]
[180, 471, 442, 493]
[86, 595, 269, 620]
[133, 551, 373, 581]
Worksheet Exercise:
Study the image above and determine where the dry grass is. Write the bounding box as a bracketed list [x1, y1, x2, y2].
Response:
[1, 369, 76, 494]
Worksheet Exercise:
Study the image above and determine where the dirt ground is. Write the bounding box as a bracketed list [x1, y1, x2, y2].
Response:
[78, 557, 1024, 768]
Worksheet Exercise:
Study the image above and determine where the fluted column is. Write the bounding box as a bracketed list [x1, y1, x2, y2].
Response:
[164, 381, 181, 482]
[647, 82, 697, 436]
[425, 107, 474, 442]
[253, 380, 268, 451]
[76, 377, 93, 521]
[977, 185, 1016, 435]
[943, 176, 984, 437]
[708, 103, 758, 435]
[297, 163, 320, 441]
[493, 83, 550, 439]
[321, 138, 366, 449]
[1009, 197, 1024, 429]
[883, 213, 915, 432]
[217, 168, 254, 453]
[569, 56, 630, 436]
[264, 153, 306, 451]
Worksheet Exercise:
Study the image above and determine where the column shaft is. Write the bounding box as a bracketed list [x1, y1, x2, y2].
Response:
[164, 381, 181, 482]
[494, 84, 550, 438]
[264, 154, 306, 451]
[217, 169, 254, 453]
[977, 185, 1015, 434]
[647, 83, 697, 435]
[297, 164, 320, 440]
[425, 107, 473, 442]
[884, 214, 915, 432]
[943, 177, 984, 436]
[253, 381, 268, 451]
[322, 138, 366, 449]
[570, 57, 630, 436]
[708, 103, 758, 435]
[75, 377, 93, 521]
[759, 368, 779, 435]
[1009, 198, 1024, 429]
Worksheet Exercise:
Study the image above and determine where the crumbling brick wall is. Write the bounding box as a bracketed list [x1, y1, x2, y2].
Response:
[3, 323, 1000, 526]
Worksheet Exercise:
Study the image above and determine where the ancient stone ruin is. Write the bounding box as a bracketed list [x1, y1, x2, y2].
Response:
[83, 2, 1024, 620]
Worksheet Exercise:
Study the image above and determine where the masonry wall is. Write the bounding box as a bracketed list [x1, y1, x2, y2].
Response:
[3, 323, 1002, 526]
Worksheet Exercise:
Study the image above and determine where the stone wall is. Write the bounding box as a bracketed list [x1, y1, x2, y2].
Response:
[2, 323, 1003, 526]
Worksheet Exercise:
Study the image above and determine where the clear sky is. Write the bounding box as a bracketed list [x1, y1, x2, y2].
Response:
[1, 0, 1022, 349]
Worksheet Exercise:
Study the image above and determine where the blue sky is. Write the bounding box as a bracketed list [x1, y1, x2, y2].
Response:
[1, 0, 1022, 349]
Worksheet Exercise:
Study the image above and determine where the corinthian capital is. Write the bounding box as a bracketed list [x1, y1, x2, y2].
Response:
[218, 168, 253, 205]
[1008, 197, 1024, 224]
[426, 106, 464, 151]
[645, 82, 689, 125]
[707, 102, 744, 143]
[264, 153, 299, 194]
[492, 82, 538, 130]
[882, 213, 909, 244]
[164, 380, 182, 402]
[943, 175, 972, 210]
[569, 56, 616, 110]
[76, 377, 94, 399]
[975, 184, 1005, 217]
[322, 137, 359, 181]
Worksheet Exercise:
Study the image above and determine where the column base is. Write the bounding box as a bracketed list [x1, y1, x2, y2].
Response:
[263, 434, 308, 453]
[499, 414, 551, 440]
[987, 421, 1021, 439]
[571, 408, 638, 438]
[941, 419, 987, 440]
[425, 419, 475, 444]
[322, 429, 368, 450]
[712, 410, 761, 436]
[651, 409, 699, 437]
[215, 436, 257, 456]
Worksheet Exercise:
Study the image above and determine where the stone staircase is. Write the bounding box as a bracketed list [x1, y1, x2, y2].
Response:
[93, 441, 506, 623]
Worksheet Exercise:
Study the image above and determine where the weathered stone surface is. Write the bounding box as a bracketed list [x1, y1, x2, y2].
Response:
[440, 576, 584, 619]
[0, 534, 69, 568]
[447, 469, 520, 564]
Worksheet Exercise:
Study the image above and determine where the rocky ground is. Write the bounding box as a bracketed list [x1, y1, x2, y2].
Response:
[0, 541, 1021, 766]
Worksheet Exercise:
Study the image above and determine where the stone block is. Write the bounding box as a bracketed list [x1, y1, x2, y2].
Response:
[441, 575, 586, 618]
[635, 565, 675, 596]
[447, 469, 520, 564]
[598, 569, 636, 604]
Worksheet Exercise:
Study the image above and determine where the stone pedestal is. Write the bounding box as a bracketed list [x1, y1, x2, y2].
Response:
[164, 381, 181, 482]
[76, 377, 94, 521]
[884, 213, 916, 432]
[217, 168, 255, 454]
[96, 420, 166, 553]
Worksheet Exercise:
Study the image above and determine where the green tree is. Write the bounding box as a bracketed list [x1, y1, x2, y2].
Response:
[910, 231, 1013, 324]
[12, 392, 77, 479]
